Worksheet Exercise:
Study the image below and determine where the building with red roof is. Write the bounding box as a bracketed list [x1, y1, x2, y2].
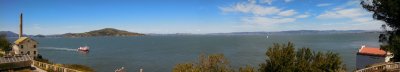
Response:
[356, 45, 393, 69]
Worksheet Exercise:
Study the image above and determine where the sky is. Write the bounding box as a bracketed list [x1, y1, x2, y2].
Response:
[0, 0, 384, 35]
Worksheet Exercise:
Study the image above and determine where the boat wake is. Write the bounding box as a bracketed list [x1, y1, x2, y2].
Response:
[40, 47, 77, 51]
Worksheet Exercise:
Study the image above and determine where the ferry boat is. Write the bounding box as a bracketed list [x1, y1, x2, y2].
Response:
[78, 46, 89, 51]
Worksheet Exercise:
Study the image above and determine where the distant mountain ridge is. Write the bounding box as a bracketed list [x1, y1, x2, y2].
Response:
[62, 28, 145, 38]
[208, 30, 380, 35]
[1, 30, 379, 37]
[0, 31, 18, 37]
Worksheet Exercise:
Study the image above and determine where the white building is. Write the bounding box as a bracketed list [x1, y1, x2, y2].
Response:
[356, 45, 393, 69]
[10, 13, 39, 58]
[12, 37, 38, 57]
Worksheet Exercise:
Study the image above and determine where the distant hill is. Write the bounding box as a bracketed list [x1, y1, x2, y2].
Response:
[62, 28, 145, 37]
[208, 30, 380, 35]
[0, 31, 37, 38]
[0, 31, 18, 37]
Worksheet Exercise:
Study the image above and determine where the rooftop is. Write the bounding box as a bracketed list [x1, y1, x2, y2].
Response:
[14, 37, 28, 45]
[357, 45, 387, 57]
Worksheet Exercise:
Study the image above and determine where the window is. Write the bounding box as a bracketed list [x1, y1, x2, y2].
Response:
[34, 51, 36, 55]
[34, 45, 37, 48]
[20, 45, 24, 49]
[27, 51, 30, 55]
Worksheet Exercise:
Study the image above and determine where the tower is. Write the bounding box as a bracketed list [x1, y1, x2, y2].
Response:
[19, 13, 23, 38]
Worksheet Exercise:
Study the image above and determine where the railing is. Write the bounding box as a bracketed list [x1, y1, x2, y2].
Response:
[355, 62, 400, 72]
[32, 60, 82, 72]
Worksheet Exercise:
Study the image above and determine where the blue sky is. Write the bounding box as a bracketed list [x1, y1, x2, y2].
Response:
[0, 0, 383, 35]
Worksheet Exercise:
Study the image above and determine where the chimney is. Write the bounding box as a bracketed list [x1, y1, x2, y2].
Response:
[19, 13, 23, 38]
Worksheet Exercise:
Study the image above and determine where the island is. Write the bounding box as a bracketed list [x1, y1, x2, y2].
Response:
[62, 28, 145, 38]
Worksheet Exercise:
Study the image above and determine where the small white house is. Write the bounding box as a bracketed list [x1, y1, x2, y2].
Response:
[356, 45, 393, 69]
[12, 37, 38, 58]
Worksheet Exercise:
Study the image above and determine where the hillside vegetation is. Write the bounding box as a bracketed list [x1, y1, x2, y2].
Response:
[63, 28, 144, 37]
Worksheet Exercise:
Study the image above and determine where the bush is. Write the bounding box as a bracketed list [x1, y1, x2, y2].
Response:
[173, 42, 345, 72]
[239, 65, 256, 72]
[0, 34, 11, 52]
[173, 54, 234, 72]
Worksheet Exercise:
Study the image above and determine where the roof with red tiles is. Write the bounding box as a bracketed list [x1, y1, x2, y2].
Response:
[357, 45, 387, 57]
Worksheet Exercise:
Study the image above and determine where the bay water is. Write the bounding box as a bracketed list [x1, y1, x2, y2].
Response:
[31, 33, 378, 72]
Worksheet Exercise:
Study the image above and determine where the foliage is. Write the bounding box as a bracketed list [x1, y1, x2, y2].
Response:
[239, 65, 255, 72]
[173, 42, 345, 72]
[60, 64, 95, 72]
[258, 42, 345, 72]
[173, 54, 234, 72]
[361, 0, 400, 61]
[0, 34, 11, 51]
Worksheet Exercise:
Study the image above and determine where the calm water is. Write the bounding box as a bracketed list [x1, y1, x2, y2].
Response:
[31, 33, 378, 72]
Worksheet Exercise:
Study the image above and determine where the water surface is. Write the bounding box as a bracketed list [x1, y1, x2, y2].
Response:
[32, 33, 379, 72]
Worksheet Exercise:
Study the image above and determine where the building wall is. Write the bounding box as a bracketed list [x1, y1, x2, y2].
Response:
[12, 38, 38, 58]
[356, 54, 386, 69]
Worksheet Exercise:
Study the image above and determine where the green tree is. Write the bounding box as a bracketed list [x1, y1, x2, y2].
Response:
[173, 54, 234, 72]
[258, 42, 345, 72]
[0, 34, 11, 51]
[361, 0, 400, 61]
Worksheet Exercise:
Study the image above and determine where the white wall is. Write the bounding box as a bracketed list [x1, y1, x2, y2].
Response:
[12, 38, 38, 58]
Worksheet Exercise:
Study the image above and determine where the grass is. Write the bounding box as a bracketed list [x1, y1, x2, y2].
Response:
[58, 64, 95, 72]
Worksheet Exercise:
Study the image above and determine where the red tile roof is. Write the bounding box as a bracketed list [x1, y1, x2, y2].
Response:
[357, 45, 387, 57]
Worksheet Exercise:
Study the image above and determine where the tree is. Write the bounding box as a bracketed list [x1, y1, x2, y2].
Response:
[0, 34, 11, 51]
[239, 65, 255, 72]
[173, 54, 234, 72]
[173, 42, 345, 72]
[361, 0, 400, 61]
[258, 42, 345, 72]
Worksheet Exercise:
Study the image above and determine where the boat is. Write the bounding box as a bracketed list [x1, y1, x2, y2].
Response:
[115, 67, 126, 72]
[78, 46, 89, 51]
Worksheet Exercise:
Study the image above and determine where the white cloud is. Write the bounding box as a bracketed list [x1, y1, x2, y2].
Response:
[220, 2, 281, 16]
[220, 0, 307, 26]
[296, 14, 309, 18]
[353, 17, 372, 23]
[248, 0, 257, 4]
[334, 0, 360, 10]
[317, 8, 369, 22]
[284, 0, 293, 3]
[316, 3, 332, 7]
[242, 16, 296, 25]
[311, 0, 384, 30]
[316, 0, 382, 30]
[260, 0, 273, 4]
[278, 9, 297, 16]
